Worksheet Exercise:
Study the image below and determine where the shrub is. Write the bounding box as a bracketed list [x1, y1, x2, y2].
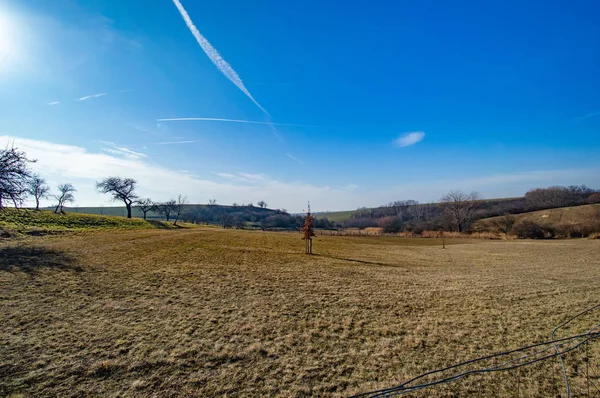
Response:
[489, 214, 516, 234]
[512, 221, 555, 239]
[587, 193, 600, 204]
[555, 222, 600, 238]
[378, 216, 404, 233]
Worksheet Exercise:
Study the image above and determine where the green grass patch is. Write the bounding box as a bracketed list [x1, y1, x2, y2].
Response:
[0, 208, 176, 234]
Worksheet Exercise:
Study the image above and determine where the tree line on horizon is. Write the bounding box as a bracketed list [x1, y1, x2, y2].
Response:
[343, 186, 600, 234]
[2, 145, 599, 234]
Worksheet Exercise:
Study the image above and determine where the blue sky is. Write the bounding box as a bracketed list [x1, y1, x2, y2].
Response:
[0, 0, 598, 211]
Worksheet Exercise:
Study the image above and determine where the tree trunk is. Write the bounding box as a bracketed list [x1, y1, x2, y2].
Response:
[126, 203, 132, 218]
[35, 198, 40, 210]
[54, 204, 60, 214]
[143, 211, 147, 220]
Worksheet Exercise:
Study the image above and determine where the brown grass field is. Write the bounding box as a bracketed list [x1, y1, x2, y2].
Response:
[1, 228, 599, 397]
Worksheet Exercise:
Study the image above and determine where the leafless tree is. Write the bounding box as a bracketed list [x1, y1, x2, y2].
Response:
[54, 183, 76, 214]
[173, 194, 188, 225]
[135, 198, 155, 220]
[257, 200, 267, 208]
[208, 199, 217, 206]
[0, 146, 35, 209]
[157, 200, 177, 222]
[440, 191, 482, 232]
[489, 214, 516, 234]
[96, 177, 138, 218]
[27, 174, 51, 210]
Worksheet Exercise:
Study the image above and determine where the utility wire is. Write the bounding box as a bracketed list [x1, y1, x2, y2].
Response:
[352, 302, 600, 397]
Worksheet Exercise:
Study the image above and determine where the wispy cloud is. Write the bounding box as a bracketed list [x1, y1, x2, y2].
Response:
[47, 101, 60, 106]
[149, 140, 201, 145]
[119, 89, 135, 93]
[394, 132, 425, 148]
[97, 140, 146, 159]
[573, 111, 600, 122]
[171, 0, 269, 116]
[78, 92, 107, 101]
[157, 117, 308, 127]
[214, 172, 268, 182]
[286, 153, 304, 165]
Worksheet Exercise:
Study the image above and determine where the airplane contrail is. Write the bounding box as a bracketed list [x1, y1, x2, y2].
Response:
[157, 117, 310, 127]
[171, 0, 270, 116]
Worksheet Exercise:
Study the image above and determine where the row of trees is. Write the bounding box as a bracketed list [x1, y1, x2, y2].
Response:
[0, 145, 274, 226]
[0, 147, 77, 213]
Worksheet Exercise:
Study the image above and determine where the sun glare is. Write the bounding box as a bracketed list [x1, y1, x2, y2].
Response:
[0, 10, 19, 72]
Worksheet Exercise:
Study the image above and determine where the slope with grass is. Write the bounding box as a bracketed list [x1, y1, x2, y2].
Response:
[1, 228, 599, 396]
[476, 203, 600, 230]
[0, 208, 176, 235]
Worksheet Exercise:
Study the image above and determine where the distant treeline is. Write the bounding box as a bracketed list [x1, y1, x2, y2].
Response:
[173, 204, 336, 231]
[342, 185, 600, 233]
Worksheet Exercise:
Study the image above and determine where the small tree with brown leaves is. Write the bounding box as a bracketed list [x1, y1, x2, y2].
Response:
[302, 202, 316, 254]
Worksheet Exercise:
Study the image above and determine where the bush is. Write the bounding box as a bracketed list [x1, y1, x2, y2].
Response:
[378, 216, 404, 233]
[555, 222, 600, 238]
[587, 193, 600, 204]
[489, 214, 516, 234]
[512, 221, 556, 239]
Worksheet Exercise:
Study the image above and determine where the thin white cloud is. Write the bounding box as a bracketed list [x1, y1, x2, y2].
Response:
[78, 92, 107, 101]
[214, 172, 236, 179]
[171, 0, 269, 116]
[286, 153, 304, 165]
[47, 101, 60, 106]
[157, 117, 308, 127]
[119, 89, 135, 93]
[394, 132, 425, 148]
[97, 140, 147, 160]
[573, 111, 600, 122]
[149, 140, 201, 145]
[238, 172, 267, 181]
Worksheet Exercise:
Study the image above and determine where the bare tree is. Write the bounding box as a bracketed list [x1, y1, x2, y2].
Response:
[157, 200, 176, 221]
[96, 177, 138, 218]
[257, 200, 267, 208]
[0, 146, 35, 209]
[135, 198, 155, 220]
[208, 199, 217, 206]
[440, 191, 482, 232]
[173, 194, 188, 225]
[27, 174, 51, 210]
[54, 183, 76, 214]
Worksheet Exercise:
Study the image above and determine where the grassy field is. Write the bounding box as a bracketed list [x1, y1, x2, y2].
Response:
[1, 228, 599, 397]
[0, 208, 178, 235]
[315, 210, 356, 223]
[477, 203, 600, 229]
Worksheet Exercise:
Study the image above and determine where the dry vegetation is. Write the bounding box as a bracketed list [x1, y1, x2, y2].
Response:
[1, 228, 599, 397]
[476, 203, 600, 237]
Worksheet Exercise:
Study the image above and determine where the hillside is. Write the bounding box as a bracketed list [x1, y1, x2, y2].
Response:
[475, 203, 600, 238]
[477, 203, 600, 227]
[0, 208, 179, 235]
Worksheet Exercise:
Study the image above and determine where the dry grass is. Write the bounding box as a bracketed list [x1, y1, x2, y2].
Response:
[1, 229, 599, 397]
[477, 203, 600, 231]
